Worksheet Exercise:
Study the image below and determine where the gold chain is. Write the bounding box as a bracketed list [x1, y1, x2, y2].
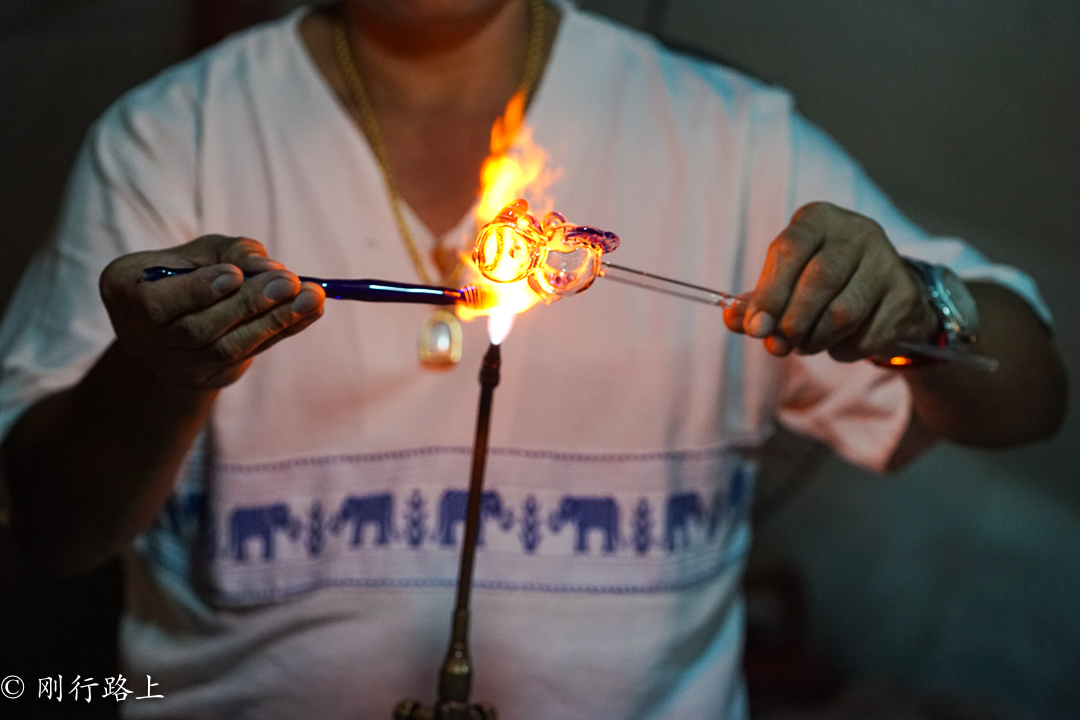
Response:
[331, 0, 547, 287]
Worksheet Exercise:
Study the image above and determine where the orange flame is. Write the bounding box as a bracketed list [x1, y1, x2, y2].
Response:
[456, 90, 559, 342]
[476, 90, 556, 220]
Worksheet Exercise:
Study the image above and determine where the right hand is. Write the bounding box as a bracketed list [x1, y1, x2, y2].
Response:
[100, 234, 325, 390]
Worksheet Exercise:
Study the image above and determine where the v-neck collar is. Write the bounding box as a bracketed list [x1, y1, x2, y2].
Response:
[285, 3, 571, 276]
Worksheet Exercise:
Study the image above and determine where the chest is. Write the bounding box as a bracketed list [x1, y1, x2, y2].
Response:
[377, 108, 497, 238]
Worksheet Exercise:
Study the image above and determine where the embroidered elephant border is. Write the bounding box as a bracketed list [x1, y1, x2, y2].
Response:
[166, 467, 751, 563]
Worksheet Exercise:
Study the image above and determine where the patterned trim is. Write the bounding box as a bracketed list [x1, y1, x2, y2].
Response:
[210, 440, 765, 474]
[210, 544, 749, 606]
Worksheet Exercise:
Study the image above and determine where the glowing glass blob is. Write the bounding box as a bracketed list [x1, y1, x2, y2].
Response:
[472, 200, 620, 304]
[473, 200, 546, 283]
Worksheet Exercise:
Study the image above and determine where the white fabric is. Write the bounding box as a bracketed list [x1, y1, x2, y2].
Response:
[0, 4, 1052, 720]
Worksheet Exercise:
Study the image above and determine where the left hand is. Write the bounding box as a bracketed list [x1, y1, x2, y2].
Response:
[724, 202, 939, 361]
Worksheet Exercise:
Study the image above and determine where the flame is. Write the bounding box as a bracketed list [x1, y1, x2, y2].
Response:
[476, 90, 555, 221]
[487, 309, 516, 346]
[455, 89, 559, 343]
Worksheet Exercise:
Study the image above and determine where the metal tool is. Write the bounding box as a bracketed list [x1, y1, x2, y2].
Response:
[597, 262, 998, 371]
[142, 266, 490, 309]
[394, 343, 502, 720]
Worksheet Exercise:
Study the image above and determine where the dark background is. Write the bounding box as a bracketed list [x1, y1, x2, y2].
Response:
[1, 1, 1077, 718]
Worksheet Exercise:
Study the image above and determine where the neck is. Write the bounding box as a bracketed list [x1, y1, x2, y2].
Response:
[341, 0, 531, 114]
[301, 0, 557, 239]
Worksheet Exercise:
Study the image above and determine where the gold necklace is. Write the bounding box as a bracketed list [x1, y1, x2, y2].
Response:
[331, 0, 546, 370]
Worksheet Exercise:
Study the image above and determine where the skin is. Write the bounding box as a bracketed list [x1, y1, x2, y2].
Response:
[3, 236, 326, 574]
[0, 1, 1067, 576]
[723, 202, 1067, 456]
[301, 0, 561, 237]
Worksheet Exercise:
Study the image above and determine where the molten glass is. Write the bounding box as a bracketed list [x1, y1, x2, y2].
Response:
[473, 199, 546, 284]
[472, 199, 620, 304]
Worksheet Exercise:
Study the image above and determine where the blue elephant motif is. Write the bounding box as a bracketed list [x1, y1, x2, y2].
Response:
[331, 493, 394, 547]
[665, 492, 704, 551]
[229, 503, 301, 561]
[707, 489, 725, 539]
[189, 493, 219, 561]
[162, 489, 218, 560]
[729, 466, 749, 515]
[161, 490, 199, 534]
[548, 496, 620, 554]
[706, 466, 751, 537]
[438, 489, 513, 547]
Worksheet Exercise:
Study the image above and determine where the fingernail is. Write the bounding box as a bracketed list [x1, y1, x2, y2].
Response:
[212, 272, 242, 294]
[242, 254, 283, 272]
[259, 255, 286, 271]
[264, 277, 297, 302]
[769, 335, 792, 356]
[747, 312, 775, 338]
[291, 290, 319, 314]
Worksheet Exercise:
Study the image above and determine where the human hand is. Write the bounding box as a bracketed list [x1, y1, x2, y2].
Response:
[723, 202, 939, 361]
[100, 234, 325, 390]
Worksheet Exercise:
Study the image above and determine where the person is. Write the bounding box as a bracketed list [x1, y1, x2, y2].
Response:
[0, 1, 1065, 718]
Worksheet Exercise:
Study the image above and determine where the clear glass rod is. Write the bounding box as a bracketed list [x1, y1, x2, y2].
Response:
[597, 262, 745, 308]
[596, 261, 998, 371]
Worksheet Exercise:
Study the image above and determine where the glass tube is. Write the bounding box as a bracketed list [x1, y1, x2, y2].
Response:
[597, 262, 745, 308]
[596, 263, 998, 371]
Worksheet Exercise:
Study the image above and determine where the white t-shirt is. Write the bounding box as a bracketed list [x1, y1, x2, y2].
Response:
[0, 5, 1051, 719]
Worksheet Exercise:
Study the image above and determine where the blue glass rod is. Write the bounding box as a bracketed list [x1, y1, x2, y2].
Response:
[142, 266, 488, 308]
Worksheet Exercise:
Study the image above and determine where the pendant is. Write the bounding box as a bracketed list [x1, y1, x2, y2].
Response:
[418, 308, 463, 370]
